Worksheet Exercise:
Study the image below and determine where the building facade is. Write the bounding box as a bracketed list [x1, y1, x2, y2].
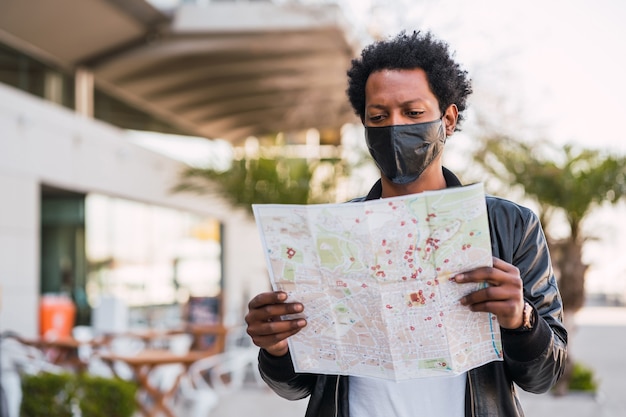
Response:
[0, 0, 356, 336]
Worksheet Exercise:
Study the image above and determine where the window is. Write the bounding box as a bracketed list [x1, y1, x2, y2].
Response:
[85, 194, 222, 309]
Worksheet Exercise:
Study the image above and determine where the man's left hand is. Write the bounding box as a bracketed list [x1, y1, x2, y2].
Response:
[454, 256, 525, 329]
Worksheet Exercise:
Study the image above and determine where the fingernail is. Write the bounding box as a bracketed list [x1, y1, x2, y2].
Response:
[454, 274, 464, 282]
[460, 296, 467, 305]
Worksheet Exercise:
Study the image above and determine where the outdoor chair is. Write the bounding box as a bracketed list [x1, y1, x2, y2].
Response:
[1, 332, 65, 417]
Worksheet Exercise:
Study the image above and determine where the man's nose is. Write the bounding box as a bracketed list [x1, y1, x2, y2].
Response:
[387, 112, 409, 126]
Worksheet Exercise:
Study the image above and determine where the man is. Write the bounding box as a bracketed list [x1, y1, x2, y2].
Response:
[245, 31, 567, 416]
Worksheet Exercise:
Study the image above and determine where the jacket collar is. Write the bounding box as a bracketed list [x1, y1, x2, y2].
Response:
[364, 167, 462, 201]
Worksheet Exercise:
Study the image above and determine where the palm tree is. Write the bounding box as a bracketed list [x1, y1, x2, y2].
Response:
[173, 151, 352, 212]
[472, 135, 626, 392]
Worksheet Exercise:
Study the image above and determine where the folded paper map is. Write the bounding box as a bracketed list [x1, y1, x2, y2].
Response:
[253, 183, 503, 381]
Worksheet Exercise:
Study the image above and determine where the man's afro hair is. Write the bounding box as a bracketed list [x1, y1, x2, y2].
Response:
[347, 31, 472, 128]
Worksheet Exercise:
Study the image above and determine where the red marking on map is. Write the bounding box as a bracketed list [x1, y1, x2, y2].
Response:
[409, 291, 426, 305]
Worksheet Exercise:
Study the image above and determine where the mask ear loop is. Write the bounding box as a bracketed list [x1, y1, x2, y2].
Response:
[439, 113, 449, 141]
[441, 104, 460, 137]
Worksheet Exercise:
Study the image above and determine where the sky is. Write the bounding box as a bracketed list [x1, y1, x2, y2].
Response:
[339, 0, 626, 154]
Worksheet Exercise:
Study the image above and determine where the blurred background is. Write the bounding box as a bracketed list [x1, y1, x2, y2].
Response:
[0, 0, 625, 416]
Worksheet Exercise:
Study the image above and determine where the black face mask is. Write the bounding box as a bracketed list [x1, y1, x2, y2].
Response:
[364, 118, 446, 185]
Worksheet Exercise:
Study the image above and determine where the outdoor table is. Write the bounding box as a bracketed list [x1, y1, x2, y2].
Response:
[105, 323, 228, 352]
[99, 349, 213, 417]
[16, 335, 101, 372]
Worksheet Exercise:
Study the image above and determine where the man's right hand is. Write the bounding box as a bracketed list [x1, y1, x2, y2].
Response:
[245, 291, 306, 357]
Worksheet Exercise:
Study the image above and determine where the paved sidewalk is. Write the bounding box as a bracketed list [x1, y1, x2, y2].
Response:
[209, 307, 626, 417]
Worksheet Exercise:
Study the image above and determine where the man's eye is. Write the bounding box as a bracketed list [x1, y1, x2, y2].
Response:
[369, 115, 384, 122]
[407, 111, 424, 117]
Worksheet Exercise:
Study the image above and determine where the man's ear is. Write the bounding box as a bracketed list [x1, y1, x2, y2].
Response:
[443, 104, 458, 136]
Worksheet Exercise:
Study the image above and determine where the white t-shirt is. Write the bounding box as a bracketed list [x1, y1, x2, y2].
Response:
[349, 373, 466, 417]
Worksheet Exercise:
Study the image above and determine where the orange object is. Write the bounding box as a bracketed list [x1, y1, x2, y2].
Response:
[39, 294, 76, 338]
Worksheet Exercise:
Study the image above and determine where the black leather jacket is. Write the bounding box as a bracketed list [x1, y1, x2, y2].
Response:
[258, 168, 568, 417]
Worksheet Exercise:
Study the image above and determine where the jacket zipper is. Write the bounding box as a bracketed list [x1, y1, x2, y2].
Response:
[467, 373, 476, 417]
[334, 376, 341, 417]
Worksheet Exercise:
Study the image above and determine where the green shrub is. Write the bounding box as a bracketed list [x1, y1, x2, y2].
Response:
[569, 361, 599, 393]
[20, 372, 75, 417]
[79, 374, 137, 417]
[20, 372, 137, 417]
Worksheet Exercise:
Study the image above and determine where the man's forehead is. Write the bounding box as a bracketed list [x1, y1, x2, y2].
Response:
[365, 68, 436, 102]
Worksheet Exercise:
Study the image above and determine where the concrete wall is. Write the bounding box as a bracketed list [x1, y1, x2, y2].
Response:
[0, 83, 269, 337]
